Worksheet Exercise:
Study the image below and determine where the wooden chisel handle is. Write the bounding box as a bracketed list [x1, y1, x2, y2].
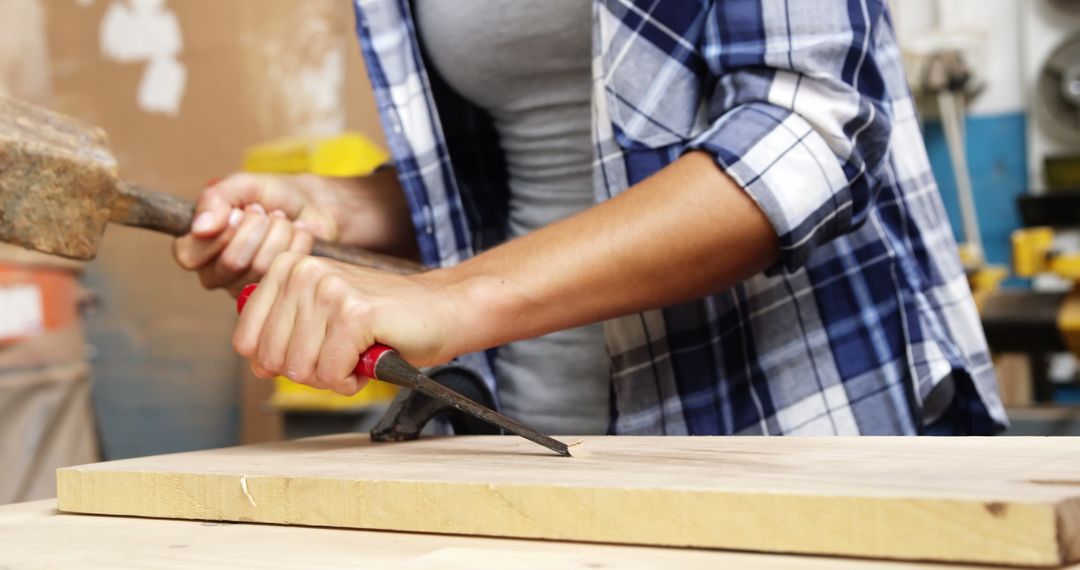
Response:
[111, 180, 427, 275]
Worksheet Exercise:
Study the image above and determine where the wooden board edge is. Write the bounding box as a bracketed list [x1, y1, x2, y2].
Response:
[55, 468, 1070, 567]
[1059, 495, 1080, 566]
[55, 467, 77, 513]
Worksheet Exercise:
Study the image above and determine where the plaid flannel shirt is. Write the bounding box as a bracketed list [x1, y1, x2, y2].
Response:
[352, 0, 1008, 435]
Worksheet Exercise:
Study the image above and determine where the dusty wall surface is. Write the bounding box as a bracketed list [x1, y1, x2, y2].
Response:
[0, 0, 385, 458]
[0, 0, 51, 104]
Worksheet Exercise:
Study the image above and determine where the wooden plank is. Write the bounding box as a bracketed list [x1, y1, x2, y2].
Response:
[56, 435, 1080, 567]
[9, 499, 1070, 570]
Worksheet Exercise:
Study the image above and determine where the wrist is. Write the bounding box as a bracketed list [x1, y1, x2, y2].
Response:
[414, 263, 507, 359]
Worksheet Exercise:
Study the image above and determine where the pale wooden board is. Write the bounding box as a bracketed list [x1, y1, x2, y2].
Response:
[56, 435, 1080, 567]
[5, 500, 1078, 570]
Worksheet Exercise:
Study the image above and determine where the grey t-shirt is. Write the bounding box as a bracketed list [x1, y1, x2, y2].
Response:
[415, 0, 610, 434]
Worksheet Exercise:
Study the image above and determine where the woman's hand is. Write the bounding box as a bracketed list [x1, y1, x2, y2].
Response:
[173, 169, 418, 297]
[232, 253, 462, 395]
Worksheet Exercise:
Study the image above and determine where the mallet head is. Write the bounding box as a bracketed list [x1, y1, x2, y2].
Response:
[0, 96, 119, 260]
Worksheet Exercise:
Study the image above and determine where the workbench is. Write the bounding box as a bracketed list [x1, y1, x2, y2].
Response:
[36, 434, 1080, 568]
[1, 499, 1073, 569]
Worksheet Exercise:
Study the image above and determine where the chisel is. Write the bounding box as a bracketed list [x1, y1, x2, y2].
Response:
[236, 283, 571, 457]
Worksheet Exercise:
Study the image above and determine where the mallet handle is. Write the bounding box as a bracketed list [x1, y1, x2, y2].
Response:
[112, 181, 427, 275]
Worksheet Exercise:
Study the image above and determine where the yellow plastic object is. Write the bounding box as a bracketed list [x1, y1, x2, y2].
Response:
[1012, 227, 1054, 278]
[1046, 156, 1080, 191]
[1059, 289, 1080, 359]
[1050, 256, 1080, 281]
[969, 265, 1008, 291]
[270, 375, 399, 411]
[244, 132, 397, 411]
[968, 265, 1008, 314]
[1012, 226, 1080, 281]
[243, 133, 390, 178]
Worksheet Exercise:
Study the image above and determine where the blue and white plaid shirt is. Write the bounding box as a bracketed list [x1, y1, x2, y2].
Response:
[352, 0, 1008, 435]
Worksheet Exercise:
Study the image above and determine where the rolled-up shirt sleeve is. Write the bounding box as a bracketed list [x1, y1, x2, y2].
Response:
[684, 2, 894, 274]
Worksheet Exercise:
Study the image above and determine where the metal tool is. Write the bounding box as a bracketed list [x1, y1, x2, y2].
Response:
[371, 365, 501, 441]
[0, 96, 424, 275]
[236, 284, 571, 457]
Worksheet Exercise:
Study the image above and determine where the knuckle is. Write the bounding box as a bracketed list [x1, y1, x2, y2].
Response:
[292, 256, 326, 278]
[173, 244, 195, 270]
[334, 380, 360, 397]
[247, 363, 266, 379]
[285, 361, 315, 384]
[342, 297, 372, 321]
[201, 177, 235, 201]
[282, 256, 325, 292]
[232, 334, 254, 359]
[198, 269, 219, 290]
[314, 273, 347, 302]
[283, 345, 316, 383]
[256, 349, 284, 376]
[197, 185, 221, 202]
[226, 172, 256, 189]
[288, 377, 314, 389]
[269, 251, 301, 275]
[178, 256, 198, 271]
[315, 366, 339, 386]
[251, 254, 275, 276]
[290, 232, 315, 254]
[218, 251, 248, 274]
[300, 370, 329, 389]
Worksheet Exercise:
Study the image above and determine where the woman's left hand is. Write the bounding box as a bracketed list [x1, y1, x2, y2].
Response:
[233, 253, 462, 396]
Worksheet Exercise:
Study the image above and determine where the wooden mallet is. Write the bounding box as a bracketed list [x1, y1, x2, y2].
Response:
[1, 96, 571, 456]
[0, 96, 424, 274]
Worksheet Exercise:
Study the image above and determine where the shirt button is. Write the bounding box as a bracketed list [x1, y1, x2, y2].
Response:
[423, 205, 434, 234]
[388, 109, 403, 135]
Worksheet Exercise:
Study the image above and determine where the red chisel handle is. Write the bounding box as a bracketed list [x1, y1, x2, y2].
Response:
[236, 283, 392, 379]
[234, 283, 571, 456]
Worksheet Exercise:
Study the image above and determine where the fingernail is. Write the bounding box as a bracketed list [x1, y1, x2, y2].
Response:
[249, 203, 266, 215]
[228, 208, 243, 228]
[192, 212, 215, 233]
[293, 220, 308, 231]
[271, 209, 287, 219]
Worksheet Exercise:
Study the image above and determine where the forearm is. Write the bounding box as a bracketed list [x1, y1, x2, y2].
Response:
[429, 151, 779, 356]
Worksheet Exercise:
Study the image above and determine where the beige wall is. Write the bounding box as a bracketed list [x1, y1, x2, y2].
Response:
[0, 0, 50, 104]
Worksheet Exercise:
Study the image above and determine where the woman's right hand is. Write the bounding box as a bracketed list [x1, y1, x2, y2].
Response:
[173, 173, 337, 297]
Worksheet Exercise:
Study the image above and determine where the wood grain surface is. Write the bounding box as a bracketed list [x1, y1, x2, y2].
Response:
[56, 435, 1080, 567]
[12, 499, 1077, 569]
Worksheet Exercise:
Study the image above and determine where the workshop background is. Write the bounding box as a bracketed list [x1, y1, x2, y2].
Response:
[0, 0, 1077, 504]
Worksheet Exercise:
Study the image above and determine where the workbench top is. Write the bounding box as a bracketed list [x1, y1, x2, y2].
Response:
[1, 499, 1071, 569]
[55, 434, 1080, 567]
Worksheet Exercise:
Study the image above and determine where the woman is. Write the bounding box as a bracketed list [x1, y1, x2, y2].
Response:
[174, 1, 1007, 436]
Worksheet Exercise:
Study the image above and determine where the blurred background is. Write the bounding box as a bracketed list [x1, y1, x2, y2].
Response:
[0, 0, 1078, 503]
